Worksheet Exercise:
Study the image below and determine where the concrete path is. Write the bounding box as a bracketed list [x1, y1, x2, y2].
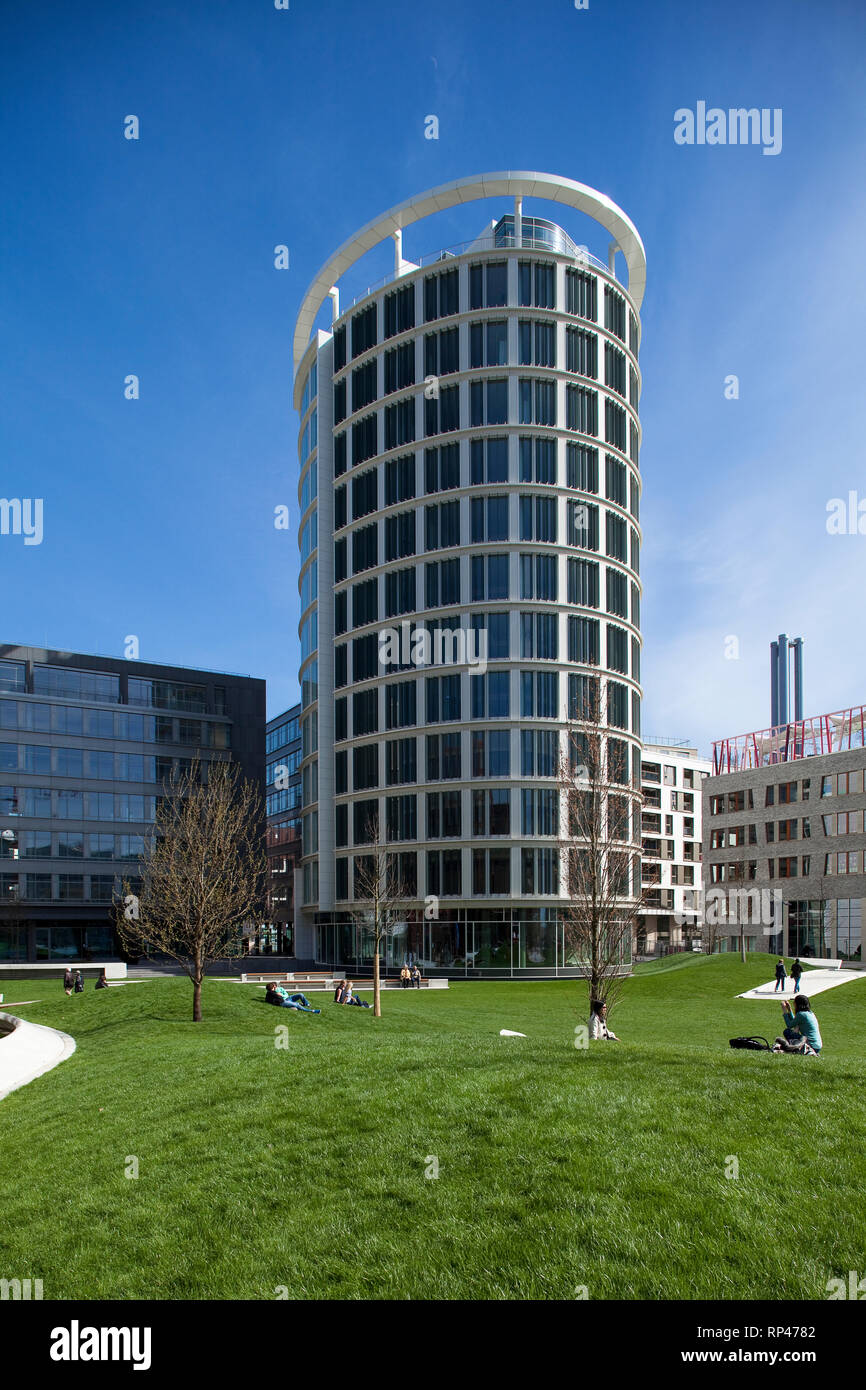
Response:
[0, 1012, 76, 1102]
[739, 970, 866, 1001]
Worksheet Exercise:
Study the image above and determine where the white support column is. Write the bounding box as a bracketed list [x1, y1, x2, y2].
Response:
[393, 227, 403, 271]
[514, 195, 523, 248]
[328, 286, 340, 323]
[608, 241, 618, 274]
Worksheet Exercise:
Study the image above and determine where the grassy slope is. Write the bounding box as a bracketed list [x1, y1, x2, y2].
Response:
[1, 954, 863, 1301]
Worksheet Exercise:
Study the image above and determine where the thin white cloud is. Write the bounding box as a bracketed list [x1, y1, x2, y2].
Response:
[643, 174, 866, 750]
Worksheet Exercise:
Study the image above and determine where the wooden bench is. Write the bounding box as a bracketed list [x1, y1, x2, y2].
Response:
[241, 971, 340, 987]
[336, 977, 432, 991]
[241, 971, 435, 990]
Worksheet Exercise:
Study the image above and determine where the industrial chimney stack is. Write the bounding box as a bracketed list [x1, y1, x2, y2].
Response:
[770, 634, 804, 727]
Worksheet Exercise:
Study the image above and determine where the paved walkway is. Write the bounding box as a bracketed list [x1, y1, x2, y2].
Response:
[739, 970, 866, 1001]
[0, 1012, 76, 1102]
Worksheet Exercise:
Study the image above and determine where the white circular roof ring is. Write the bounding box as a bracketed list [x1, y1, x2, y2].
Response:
[293, 170, 646, 371]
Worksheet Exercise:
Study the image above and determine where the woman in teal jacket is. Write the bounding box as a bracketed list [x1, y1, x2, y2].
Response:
[773, 994, 822, 1053]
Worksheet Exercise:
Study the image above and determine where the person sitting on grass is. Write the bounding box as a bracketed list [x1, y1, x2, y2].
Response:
[588, 999, 619, 1041]
[341, 980, 371, 1009]
[265, 981, 321, 1014]
[773, 994, 822, 1054]
[94, 970, 109, 990]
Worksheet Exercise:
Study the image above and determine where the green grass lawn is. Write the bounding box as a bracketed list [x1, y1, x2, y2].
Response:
[1, 954, 864, 1300]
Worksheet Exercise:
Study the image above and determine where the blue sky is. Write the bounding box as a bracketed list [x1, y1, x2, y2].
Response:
[2, 0, 865, 753]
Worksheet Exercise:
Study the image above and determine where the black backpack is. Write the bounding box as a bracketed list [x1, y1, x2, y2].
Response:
[729, 1036, 771, 1051]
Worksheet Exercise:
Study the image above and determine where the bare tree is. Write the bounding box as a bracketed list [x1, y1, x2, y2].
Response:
[559, 680, 644, 1023]
[114, 760, 267, 1022]
[813, 873, 832, 962]
[700, 886, 724, 957]
[675, 886, 702, 956]
[349, 814, 413, 1018]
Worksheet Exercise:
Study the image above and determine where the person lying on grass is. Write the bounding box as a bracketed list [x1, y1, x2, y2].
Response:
[588, 999, 619, 1041]
[265, 982, 321, 1014]
[772, 993, 822, 1054]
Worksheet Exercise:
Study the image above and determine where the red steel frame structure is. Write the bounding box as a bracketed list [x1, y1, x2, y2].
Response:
[712, 705, 866, 775]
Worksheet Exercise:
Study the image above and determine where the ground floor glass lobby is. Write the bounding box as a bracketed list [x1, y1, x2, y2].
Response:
[313, 907, 632, 978]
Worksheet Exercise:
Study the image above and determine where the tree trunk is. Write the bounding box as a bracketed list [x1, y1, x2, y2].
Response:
[373, 940, 381, 1018]
[589, 970, 602, 1012]
[193, 958, 203, 1022]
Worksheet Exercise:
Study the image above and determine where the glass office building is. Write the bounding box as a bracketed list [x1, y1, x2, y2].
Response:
[292, 173, 646, 976]
[263, 702, 302, 956]
[0, 645, 265, 964]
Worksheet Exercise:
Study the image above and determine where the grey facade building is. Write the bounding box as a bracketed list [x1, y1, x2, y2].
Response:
[703, 707, 865, 962]
[0, 644, 265, 965]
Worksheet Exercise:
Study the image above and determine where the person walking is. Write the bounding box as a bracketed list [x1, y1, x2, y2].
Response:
[63, 967, 74, 996]
[73, 970, 85, 994]
[790, 958, 804, 994]
[774, 958, 787, 993]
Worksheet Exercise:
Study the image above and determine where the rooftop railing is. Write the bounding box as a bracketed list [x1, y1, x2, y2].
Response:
[347, 226, 613, 310]
[712, 705, 866, 775]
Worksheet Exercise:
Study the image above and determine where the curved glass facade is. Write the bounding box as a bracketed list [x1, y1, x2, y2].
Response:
[295, 197, 643, 975]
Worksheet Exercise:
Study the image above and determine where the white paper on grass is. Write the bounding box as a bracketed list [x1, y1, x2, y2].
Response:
[499, 1029, 527, 1037]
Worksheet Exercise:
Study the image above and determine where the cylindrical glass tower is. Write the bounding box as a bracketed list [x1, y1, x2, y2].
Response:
[293, 173, 646, 976]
